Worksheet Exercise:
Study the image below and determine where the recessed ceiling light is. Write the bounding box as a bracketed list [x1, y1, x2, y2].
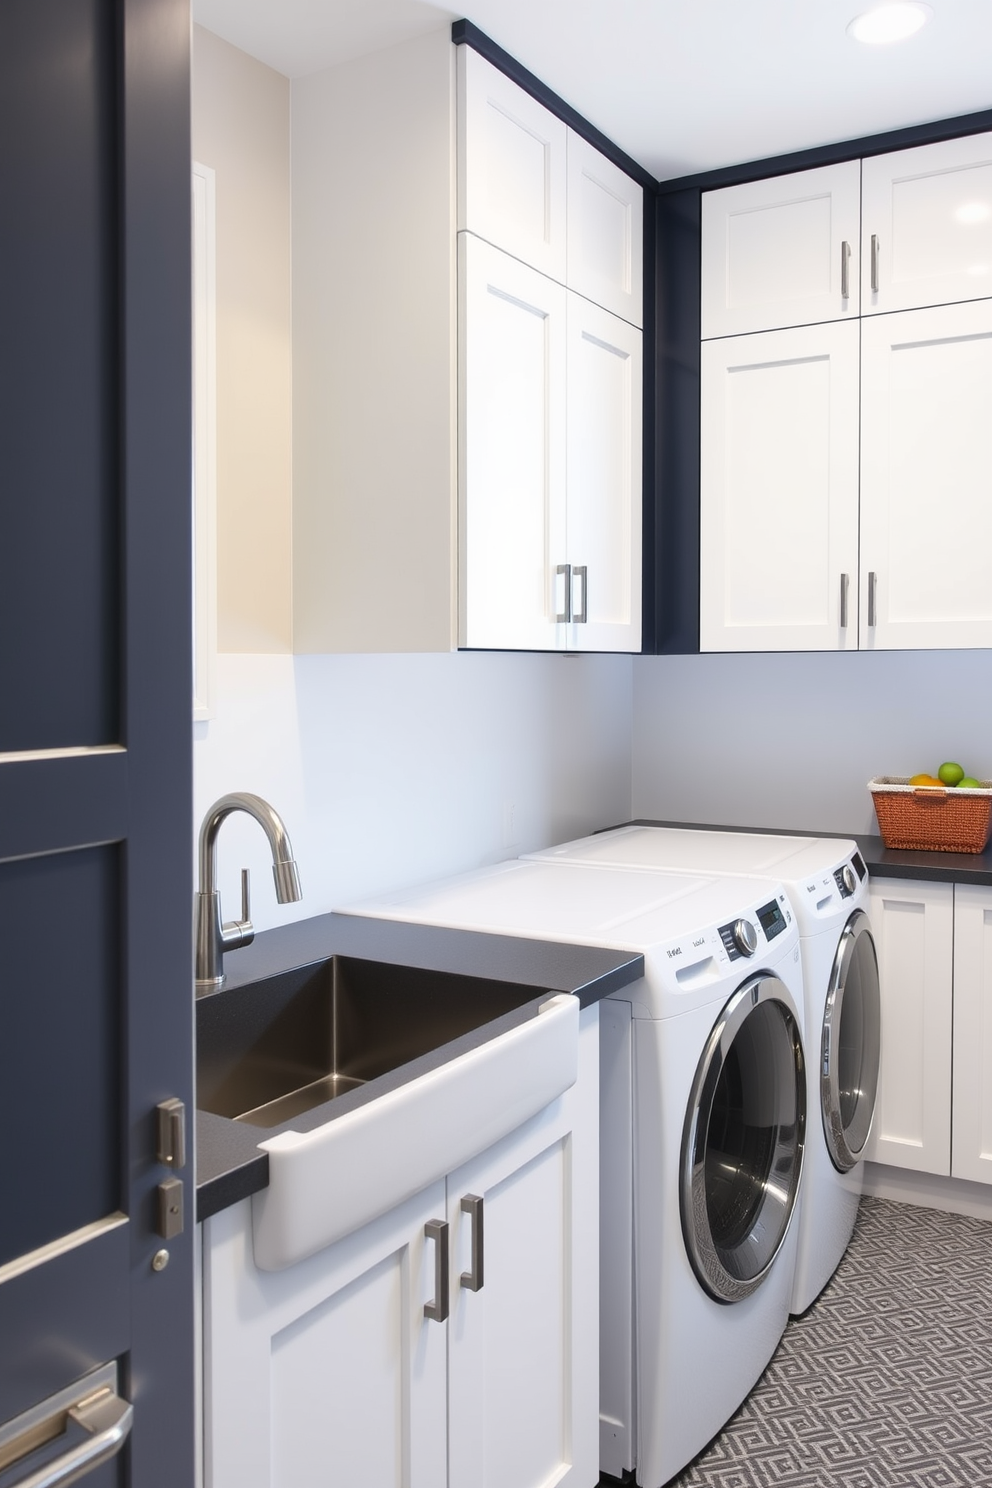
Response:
[847, 2, 933, 45]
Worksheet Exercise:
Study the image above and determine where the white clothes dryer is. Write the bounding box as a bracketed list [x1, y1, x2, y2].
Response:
[349, 858, 807, 1487]
[529, 826, 882, 1316]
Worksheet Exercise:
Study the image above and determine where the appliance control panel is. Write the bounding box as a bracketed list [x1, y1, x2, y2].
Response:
[834, 862, 858, 898]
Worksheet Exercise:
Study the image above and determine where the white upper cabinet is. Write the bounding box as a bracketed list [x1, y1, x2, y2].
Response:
[701, 161, 861, 338]
[862, 132, 992, 315]
[699, 320, 860, 652]
[459, 234, 567, 651]
[457, 45, 567, 282]
[566, 131, 643, 326]
[565, 295, 642, 651]
[860, 299, 992, 649]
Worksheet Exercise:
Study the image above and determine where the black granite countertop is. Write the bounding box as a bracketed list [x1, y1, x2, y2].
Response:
[196, 911, 644, 1223]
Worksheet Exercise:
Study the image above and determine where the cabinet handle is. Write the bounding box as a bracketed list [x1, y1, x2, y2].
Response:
[460, 1194, 484, 1292]
[839, 572, 849, 629]
[555, 564, 571, 623]
[0, 1373, 132, 1488]
[573, 565, 588, 624]
[870, 234, 880, 294]
[868, 570, 877, 628]
[424, 1218, 449, 1322]
[841, 239, 851, 300]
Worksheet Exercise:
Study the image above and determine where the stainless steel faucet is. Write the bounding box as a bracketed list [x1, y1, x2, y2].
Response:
[194, 792, 303, 990]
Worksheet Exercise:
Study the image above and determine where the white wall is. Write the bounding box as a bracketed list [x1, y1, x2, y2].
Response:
[192, 26, 293, 651]
[633, 650, 992, 835]
[194, 651, 633, 931]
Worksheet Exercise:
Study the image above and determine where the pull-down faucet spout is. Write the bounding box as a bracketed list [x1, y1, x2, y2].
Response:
[194, 792, 303, 991]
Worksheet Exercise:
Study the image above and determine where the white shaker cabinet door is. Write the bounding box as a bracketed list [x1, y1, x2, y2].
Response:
[457, 45, 567, 283]
[862, 132, 992, 315]
[203, 1186, 448, 1488]
[951, 885, 992, 1186]
[859, 300, 992, 650]
[447, 1005, 599, 1488]
[865, 879, 953, 1177]
[566, 131, 643, 326]
[459, 233, 567, 650]
[701, 161, 861, 338]
[699, 320, 860, 652]
[565, 294, 642, 652]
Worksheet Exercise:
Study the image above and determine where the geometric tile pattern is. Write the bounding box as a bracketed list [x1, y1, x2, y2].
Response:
[657, 1198, 992, 1488]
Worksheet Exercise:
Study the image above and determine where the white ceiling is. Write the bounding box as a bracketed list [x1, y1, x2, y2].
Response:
[191, 0, 992, 180]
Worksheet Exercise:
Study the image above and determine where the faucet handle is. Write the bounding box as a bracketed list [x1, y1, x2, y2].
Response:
[241, 867, 251, 926]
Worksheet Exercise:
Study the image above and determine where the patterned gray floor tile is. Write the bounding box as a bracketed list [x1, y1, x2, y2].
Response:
[665, 1197, 992, 1488]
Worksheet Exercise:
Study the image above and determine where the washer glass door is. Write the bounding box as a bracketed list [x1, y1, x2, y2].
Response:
[681, 975, 805, 1303]
[821, 909, 880, 1171]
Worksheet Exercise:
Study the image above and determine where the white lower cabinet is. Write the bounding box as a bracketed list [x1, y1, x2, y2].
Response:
[203, 1006, 600, 1487]
[866, 878, 992, 1183]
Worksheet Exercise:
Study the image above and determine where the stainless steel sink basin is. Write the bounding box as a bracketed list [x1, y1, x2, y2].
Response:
[196, 955, 546, 1129]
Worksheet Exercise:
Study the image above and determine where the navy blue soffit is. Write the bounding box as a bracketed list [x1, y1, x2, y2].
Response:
[451, 17, 658, 192]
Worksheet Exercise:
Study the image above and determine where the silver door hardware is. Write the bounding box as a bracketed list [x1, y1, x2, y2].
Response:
[573, 565, 588, 624]
[0, 1363, 132, 1488]
[156, 1177, 184, 1240]
[194, 793, 303, 989]
[555, 564, 571, 623]
[870, 234, 880, 293]
[868, 570, 878, 628]
[424, 1218, 449, 1322]
[152, 1249, 170, 1272]
[156, 1097, 186, 1169]
[460, 1194, 484, 1292]
[839, 572, 849, 629]
[840, 240, 851, 299]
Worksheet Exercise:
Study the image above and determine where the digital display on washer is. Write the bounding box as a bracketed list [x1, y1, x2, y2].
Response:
[756, 899, 787, 940]
[852, 851, 867, 880]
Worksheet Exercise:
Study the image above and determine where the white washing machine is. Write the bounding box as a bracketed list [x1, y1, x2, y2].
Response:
[348, 858, 807, 1487]
[529, 825, 882, 1316]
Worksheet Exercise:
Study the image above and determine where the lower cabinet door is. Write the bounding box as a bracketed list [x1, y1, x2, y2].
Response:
[951, 884, 992, 1184]
[203, 1185, 448, 1488]
[865, 878, 953, 1175]
[446, 1005, 599, 1488]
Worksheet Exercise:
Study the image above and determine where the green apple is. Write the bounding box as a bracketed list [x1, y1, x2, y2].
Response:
[959, 776, 982, 789]
[938, 761, 965, 786]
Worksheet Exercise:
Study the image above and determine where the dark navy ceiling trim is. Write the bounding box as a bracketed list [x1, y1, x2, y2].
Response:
[451, 18, 658, 192]
[658, 106, 992, 195]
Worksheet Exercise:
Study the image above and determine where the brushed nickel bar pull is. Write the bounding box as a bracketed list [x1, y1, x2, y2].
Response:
[870, 234, 880, 294]
[841, 240, 851, 300]
[555, 563, 571, 623]
[868, 570, 878, 628]
[460, 1194, 484, 1292]
[424, 1218, 449, 1322]
[0, 1367, 132, 1488]
[840, 572, 850, 629]
[573, 565, 588, 624]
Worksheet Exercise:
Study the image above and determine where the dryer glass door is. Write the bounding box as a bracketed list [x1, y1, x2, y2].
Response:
[821, 910, 880, 1171]
[681, 974, 806, 1303]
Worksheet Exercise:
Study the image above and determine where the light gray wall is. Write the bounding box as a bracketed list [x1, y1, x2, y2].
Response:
[194, 651, 633, 931]
[632, 650, 992, 834]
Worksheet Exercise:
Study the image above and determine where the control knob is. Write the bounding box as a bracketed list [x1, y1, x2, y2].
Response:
[841, 864, 857, 895]
[733, 918, 758, 957]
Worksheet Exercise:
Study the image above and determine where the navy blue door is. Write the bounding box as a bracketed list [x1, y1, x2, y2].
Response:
[0, 1, 194, 1483]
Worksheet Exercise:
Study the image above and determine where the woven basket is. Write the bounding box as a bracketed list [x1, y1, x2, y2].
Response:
[869, 776, 992, 854]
